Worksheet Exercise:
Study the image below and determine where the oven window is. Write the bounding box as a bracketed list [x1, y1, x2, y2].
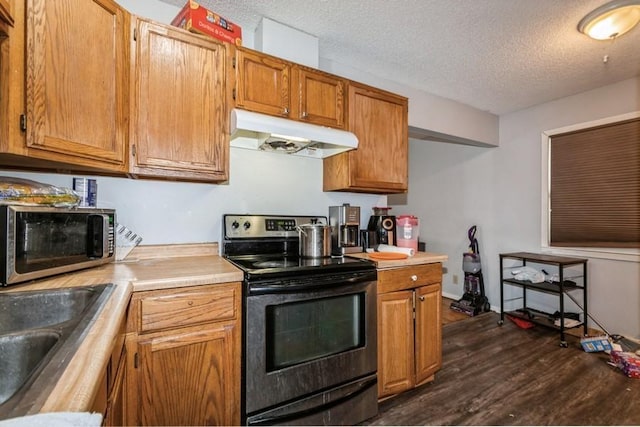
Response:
[266, 293, 364, 371]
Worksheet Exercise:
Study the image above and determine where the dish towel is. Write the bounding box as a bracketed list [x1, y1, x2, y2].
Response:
[0, 412, 102, 427]
[376, 244, 415, 257]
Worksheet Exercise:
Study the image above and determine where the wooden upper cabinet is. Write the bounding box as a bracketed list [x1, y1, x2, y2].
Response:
[234, 47, 291, 118]
[0, 0, 13, 35]
[25, 0, 129, 171]
[295, 66, 345, 129]
[323, 82, 408, 193]
[129, 19, 229, 182]
[234, 47, 347, 129]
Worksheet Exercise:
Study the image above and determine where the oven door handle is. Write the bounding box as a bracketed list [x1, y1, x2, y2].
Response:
[247, 376, 377, 426]
[249, 271, 376, 295]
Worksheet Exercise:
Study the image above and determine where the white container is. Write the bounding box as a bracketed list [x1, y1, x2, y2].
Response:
[396, 215, 419, 252]
[73, 178, 97, 207]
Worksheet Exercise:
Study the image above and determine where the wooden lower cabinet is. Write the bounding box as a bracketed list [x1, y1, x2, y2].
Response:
[377, 263, 442, 399]
[91, 315, 127, 426]
[124, 283, 241, 426]
[103, 345, 127, 426]
[378, 290, 415, 396]
[414, 283, 442, 384]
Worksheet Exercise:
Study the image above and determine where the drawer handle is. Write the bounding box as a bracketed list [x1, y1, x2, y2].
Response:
[411, 275, 418, 281]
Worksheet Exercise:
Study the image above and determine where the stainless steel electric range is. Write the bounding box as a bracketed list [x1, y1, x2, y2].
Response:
[221, 214, 378, 426]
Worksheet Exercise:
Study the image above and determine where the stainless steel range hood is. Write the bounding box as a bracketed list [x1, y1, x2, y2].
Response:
[230, 109, 358, 158]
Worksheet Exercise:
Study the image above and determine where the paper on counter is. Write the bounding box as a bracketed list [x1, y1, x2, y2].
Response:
[0, 412, 102, 427]
[376, 244, 415, 257]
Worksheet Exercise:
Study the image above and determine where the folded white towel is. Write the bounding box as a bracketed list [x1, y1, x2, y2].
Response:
[554, 318, 582, 328]
[0, 412, 102, 427]
[376, 244, 415, 257]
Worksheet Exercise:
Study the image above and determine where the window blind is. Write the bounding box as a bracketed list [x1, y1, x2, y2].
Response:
[549, 117, 639, 248]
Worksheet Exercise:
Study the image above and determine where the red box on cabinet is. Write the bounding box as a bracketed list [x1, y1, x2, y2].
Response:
[171, 0, 242, 45]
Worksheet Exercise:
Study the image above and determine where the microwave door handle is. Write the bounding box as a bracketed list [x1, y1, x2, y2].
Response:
[87, 214, 109, 259]
[101, 214, 110, 258]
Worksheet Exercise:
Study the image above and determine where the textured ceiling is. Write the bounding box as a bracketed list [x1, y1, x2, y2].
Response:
[158, 0, 640, 115]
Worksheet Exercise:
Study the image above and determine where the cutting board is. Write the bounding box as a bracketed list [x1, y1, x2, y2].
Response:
[367, 252, 408, 260]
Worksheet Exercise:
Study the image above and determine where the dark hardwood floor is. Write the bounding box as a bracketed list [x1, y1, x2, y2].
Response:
[364, 302, 640, 426]
[442, 296, 471, 325]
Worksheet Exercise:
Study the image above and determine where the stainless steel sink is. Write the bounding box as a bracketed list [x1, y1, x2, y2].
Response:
[0, 287, 102, 334]
[0, 284, 114, 419]
[0, 331, 61, 406]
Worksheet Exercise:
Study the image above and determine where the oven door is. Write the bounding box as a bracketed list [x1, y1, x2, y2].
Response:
[244, 273, 377, 421]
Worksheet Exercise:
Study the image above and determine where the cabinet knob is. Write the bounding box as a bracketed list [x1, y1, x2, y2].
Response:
[419, 296, 425, 301]
[301, 111, 308, 118]
[411, 275, 418, 281]
[282, 107, 290, 116]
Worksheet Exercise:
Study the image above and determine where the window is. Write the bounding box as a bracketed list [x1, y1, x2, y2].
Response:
[546, 117, 639, 250]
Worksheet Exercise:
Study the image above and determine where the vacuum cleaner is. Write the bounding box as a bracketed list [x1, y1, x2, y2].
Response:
[450, 225, 491, 316]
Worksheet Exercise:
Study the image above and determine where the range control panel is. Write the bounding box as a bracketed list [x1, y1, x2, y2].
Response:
[223, 214, 327, 239]
[265, 218, 297, 232]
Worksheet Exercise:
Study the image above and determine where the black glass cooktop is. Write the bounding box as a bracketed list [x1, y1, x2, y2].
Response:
[225, 254, 375, 279]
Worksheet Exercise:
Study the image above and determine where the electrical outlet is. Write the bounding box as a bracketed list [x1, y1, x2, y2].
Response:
[453, 274, 459, 285]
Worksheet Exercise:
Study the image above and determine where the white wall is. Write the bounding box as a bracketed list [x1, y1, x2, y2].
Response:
[104, 0, 494, 245]
[116, 0, 182, 28]
[1, 148, 385, 246]
[0, 0, 385, 245]
[320, 58, 500, 147]
[392, 77, 640, 339]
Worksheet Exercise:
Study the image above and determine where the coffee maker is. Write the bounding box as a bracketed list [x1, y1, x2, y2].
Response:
[329, 204, 361, 255]
[367, 207, 396, 246]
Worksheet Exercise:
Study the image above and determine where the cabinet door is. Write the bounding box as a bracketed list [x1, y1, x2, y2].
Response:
[130, 19, 228, 182]
[415, 283, 442, 385]
[377, 290, 415, 398]
[0, 1, 12, 156]
[323, 83, 408, 193]
[90, 369, 108, 418]
[0, 0, 12, 35]
[25, 0, 128, 171]
[295, 67, 345, 129]
[135, 323, 239, 426]
[104, 346, 127, 427]
[235, 47, 291, 118]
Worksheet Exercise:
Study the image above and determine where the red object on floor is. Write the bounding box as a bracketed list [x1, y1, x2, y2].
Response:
[507, 315, 535, 329]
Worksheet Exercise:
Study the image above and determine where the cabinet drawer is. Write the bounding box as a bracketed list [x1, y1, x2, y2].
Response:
[377, 263, 442, 294]
[136, 285, 238, 333]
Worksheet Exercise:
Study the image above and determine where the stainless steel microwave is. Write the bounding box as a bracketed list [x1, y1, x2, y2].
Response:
[0, 206, 115, 287]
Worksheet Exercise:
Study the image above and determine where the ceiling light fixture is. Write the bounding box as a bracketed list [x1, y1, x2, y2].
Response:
[578, 0, 640, 40]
